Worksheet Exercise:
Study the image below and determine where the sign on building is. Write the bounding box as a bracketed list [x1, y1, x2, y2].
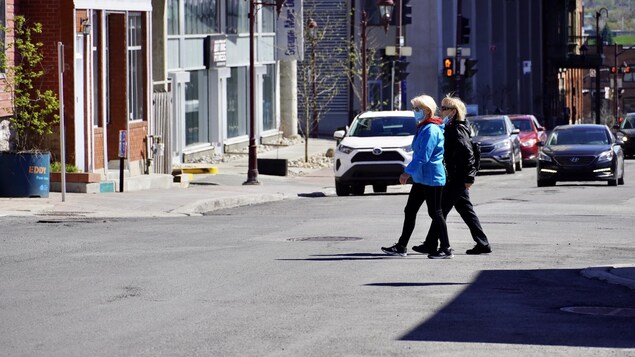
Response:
[204, 36, 227, 69]
[276, 0, 304, 61]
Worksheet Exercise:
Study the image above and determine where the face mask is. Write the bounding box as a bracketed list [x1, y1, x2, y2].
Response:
[414, 111, 424, 121]
[443, 116, 451, 125]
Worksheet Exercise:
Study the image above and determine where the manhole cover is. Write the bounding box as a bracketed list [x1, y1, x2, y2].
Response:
[287, 236, 363, 242]
[561, 306, 635, 317]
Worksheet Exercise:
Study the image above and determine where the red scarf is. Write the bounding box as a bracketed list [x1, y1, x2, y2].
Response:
[417, 116, 443, 128]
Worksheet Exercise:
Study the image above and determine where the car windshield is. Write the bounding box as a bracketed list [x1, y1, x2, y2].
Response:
[511, 119, 533, 132]
[348, 116, 417, 137]
[547, 129, 609, 145]
[471, 119, 506, 136]
[622, 116, 635, 129]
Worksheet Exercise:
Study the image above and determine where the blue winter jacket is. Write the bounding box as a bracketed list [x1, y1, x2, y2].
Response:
[404, 122, 446, 186]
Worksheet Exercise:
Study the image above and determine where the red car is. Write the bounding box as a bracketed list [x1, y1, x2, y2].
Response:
[509, 114, 547, 165]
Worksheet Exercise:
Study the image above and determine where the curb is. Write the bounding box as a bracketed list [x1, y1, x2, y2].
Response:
[170, 193, 288, 216]
[580, 265, 635, 290]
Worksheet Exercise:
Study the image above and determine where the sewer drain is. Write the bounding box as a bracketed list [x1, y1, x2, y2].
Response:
[287, 236, 363, 242]
[560, 306, 635, 317]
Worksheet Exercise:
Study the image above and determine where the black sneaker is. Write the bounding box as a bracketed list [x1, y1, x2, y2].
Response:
[381, 243, 407, 257]
[428, 248, 454, 259]
[412, 244, 436, 254]
[466, 244, 492, 255]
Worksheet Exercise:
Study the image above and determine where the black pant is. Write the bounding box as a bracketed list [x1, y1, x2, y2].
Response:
[397, 183, 450, 250]
[423, 180, 489, 248]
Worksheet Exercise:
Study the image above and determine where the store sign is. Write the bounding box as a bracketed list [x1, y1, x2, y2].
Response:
[204, 36, 227, 69]
[276, 0, 304, 61]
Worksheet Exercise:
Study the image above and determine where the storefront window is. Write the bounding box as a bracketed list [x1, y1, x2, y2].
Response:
[185, 0, 219, 34]
[185, 70, 209, 145]
[261, 5, 274, 33]
[226, 0, 248, 34]
[92, 12, 101, 126]
[167, 0, 179, 35]
[227, 67, 247, 138]
[128, 13, 144, 121]
[262, 64, 275, 131]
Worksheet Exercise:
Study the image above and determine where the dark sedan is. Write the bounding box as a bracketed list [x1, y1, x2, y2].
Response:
[537, 124, 625, 187]
[616, 112, 635, 157]
[469, 115, 522, 173]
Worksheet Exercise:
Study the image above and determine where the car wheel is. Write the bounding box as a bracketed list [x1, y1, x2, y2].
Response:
[618, 175, 625, 185]
[506, 155, 516, 174]
[537, 179, 555, 187]
[515, 154, 523, 171]
[608, 179, 618, 186]
[351, 184, 365, 195]
[335, 182, 351, 196]
[372, 184, 387, 193]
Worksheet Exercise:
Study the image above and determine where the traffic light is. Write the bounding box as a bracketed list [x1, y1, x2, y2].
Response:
[381, 61, 393, 82]
[460, 17, 471, 44]
[610, 66, 617, 74]
[394, 59, 410, 82]
[402, 0, 412, 25]
[443, 57, 454, 77]
[464, 58, 478, 77]
[620, 66, 632, 74]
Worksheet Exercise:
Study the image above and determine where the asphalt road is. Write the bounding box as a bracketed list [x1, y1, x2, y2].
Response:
[1, 162, 635, 356]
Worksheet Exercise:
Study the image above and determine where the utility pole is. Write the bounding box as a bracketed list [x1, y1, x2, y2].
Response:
[454, 0, 463, 98]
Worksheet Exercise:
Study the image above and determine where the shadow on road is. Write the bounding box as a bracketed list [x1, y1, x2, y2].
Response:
[398, 268, 635, 348]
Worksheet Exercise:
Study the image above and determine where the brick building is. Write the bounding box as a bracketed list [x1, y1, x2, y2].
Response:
[3, 0, 153, 176]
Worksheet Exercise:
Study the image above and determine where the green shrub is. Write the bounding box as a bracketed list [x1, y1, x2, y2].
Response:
[50, 162, 79, 173]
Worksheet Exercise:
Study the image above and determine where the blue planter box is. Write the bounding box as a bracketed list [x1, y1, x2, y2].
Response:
[0, 152, 51, 198]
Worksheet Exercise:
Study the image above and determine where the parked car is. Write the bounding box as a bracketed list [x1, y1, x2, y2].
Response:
[509, 114, 547, 165]
[333, 111, 417, 196]
[468, 115, 522, 173]
[616, 112, 635, 157]
[537, 124, 625, 187]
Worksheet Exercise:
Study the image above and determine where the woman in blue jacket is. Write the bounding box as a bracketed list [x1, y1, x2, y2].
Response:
[381, 94, 453, 259]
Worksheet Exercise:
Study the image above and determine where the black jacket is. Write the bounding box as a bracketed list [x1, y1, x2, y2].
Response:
[444, 119, 478, 184]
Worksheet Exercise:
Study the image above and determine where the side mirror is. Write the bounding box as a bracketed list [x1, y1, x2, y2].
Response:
[536, 141, 544, 147]
[333, 130, 345, 140]
[511, 128, 520, 135]
[537, 127, 545, 131]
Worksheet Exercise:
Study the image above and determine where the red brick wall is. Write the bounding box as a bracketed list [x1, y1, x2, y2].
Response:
[17, 0, 74, 159]
[129, 121, 148, 162]
[0, 0, 15, 118]
[94, 127, 104, 169]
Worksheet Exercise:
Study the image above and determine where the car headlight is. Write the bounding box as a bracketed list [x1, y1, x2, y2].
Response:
[597, 150, 614, 163]
[617, 132, 628, 142]
[521, 139, 537, 147]
[338, 145, 354, 154]
[494, 140, 511, 150]
[402, 144, 413, 153]
[539, 151, 552, 162]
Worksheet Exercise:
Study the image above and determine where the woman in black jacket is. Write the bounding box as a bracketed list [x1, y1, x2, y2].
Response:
[413, 95, 492, 256]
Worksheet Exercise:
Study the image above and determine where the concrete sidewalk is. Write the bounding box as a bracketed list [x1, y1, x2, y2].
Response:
[0, 138, 337, 218]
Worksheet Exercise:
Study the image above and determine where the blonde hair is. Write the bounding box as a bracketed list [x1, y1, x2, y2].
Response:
[442, 95, 467, 121]
[411, 94, 438, 117]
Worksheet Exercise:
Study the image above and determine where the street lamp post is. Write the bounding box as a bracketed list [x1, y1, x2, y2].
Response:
[361, 10, 368, 112]
[308, 19, 318, 138]
[360, 1, 394, 112]
[244, 0, 286, 185]
[595, 7, 608, 125]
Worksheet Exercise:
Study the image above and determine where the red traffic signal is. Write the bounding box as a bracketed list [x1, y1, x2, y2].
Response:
[444, 57, 454, 77]
[610, 67, 617, 74]
[622, 66, 632, 74]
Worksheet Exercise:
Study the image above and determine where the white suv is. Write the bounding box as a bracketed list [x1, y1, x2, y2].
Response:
[333, 111, 417, 196]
